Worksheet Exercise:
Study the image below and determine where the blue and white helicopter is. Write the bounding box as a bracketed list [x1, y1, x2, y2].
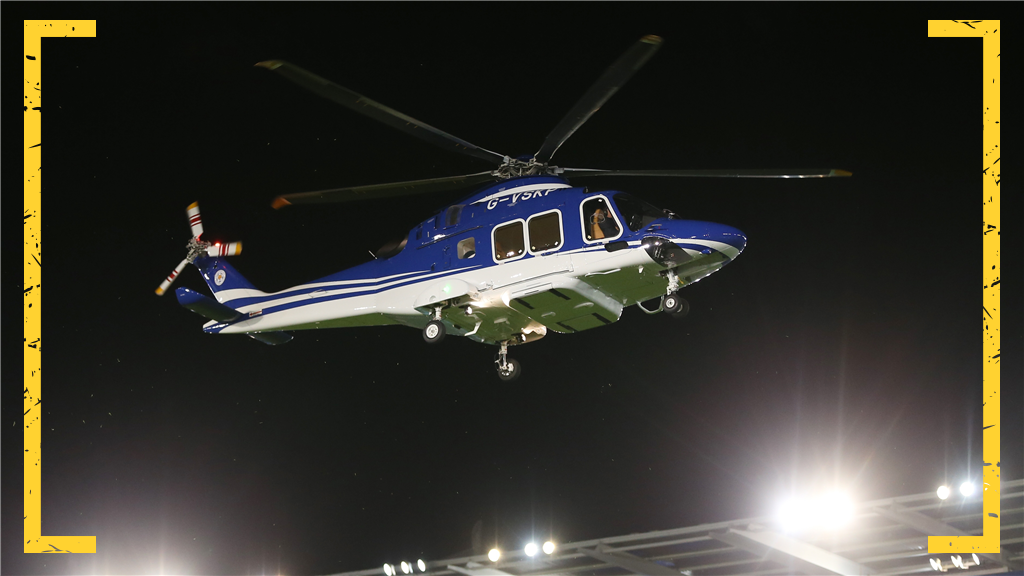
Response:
[157, 35, 849, 380]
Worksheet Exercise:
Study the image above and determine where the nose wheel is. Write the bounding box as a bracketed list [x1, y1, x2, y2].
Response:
[495, 340, 521, 381]
[662, 292, 689, 316]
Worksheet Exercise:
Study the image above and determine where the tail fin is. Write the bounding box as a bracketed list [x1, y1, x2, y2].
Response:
[192, 256, 266, 306]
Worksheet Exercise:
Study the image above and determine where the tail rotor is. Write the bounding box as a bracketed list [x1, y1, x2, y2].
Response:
[155, 202, 243, 296]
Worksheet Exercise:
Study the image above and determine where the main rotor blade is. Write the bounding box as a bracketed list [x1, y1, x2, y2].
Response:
[534, 35, 662, 164]
[256, 60, 509, 166]
[272, 171, 499, 209]
[559, 168, 853, 178]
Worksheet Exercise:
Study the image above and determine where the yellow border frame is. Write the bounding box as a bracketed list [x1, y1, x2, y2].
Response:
[23, 20, 98, 554]
[18, 16, 1003, 559]
[926, 20, 1002, 554]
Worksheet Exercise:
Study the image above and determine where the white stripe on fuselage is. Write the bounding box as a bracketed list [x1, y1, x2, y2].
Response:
[669, 238, 741, 260]
[218, 238, 737, 334]
[214, 268, 434, 305]
[225, 267, 479, 313]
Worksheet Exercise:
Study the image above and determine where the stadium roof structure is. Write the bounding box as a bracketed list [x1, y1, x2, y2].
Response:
[332, 479, 1023, 576]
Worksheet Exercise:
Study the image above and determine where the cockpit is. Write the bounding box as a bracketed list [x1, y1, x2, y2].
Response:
[612, 192, 677, 232]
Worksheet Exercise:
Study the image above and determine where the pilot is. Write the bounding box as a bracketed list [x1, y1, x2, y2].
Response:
[590, 208, 617, 239]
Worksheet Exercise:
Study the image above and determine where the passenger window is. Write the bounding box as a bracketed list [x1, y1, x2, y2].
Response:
[445, 205, 464, 227]
[457, 237, 476, 259]
[528, 211, 562, 253]
[493, 221, 525, 261]
[582, 196, 620, 241]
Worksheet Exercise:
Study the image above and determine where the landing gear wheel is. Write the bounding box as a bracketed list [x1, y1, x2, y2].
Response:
[496, 358, 521, 382]
[423, 320, 446, 343]
[663, 293, 689, 317]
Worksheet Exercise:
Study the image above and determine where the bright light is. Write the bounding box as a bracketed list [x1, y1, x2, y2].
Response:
[778, 498, 813, 532]
[401, 561, 410, 574]
[524, 542, 538, 557]
[778, 492, 853, 532]
[952, 555, 963, 569]
[929, 557, 941, 571]
[542, 541, 555, 555]
[960, 482, 974, 496]
[937, 485, 950, 500]
[819, 492, 853, 529]
[972, 554, 980, 565]
[384, 564, 393, 576]
[487, 549, 501, 563]
[417, 559, 426, 572]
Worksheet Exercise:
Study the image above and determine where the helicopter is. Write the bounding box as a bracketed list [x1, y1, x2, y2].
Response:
[156, 35, 849, 381]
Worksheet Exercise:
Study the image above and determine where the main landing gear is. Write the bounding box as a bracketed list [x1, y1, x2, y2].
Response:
[662, 292, 689, 317]
[423, 306, 447, 343]
[495, 340, 521, 382]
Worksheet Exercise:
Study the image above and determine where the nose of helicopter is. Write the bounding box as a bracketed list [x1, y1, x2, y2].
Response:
[645, 219, 747, 262]
[701, 221, 747, 260]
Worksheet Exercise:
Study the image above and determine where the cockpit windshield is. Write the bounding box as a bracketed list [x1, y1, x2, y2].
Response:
[613, 193, 675, 232]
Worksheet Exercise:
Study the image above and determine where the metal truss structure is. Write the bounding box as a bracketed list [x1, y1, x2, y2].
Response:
[329, 479, 1023, 576]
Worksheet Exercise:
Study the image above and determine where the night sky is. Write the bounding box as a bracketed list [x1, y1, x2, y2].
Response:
[4, 5, 1021, 575]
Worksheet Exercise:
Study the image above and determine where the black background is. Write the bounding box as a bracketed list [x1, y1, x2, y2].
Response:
[4, 5, 1020, 575]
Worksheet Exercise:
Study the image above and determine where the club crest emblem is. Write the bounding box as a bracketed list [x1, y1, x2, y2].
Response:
[214, 269, 227, 286]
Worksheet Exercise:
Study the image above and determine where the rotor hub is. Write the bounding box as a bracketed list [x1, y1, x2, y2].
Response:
[492, 158, 560, 180]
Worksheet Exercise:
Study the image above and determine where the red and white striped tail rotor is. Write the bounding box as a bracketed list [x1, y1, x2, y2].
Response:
[207, 241, 243, 257]
[187, 201, 204, 239]
[155, 258, 189, 296]
[155, 201, 244, 296]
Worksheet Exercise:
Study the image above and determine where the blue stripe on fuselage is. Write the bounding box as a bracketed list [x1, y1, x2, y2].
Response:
[205, 266, 482, 333]
[219, 268, 434, 309]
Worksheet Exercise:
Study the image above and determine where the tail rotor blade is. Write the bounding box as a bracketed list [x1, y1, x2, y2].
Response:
[156, 258, 189, 296]
[186, 202, 204, 239]
[206, 242, 243, 257]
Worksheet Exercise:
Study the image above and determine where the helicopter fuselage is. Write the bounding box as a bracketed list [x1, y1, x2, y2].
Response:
[194, 176, 746, 346]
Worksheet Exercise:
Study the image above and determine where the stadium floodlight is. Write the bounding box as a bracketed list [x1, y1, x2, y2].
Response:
[819, 492, 853, 529]
[401, 562, 410, 574]
[778, 498, 813, 532]
[417, 559, 426, 572]
[929, 557, 941, 571]
[384, 564, 393, 576]
[488, 549, 501, 563]
[525, 543, 538, 557]
[960, 482, 974, 496]
[543, 541, 555, 555]
[778, 491, 855, 532]
[937, 485, 950, 500]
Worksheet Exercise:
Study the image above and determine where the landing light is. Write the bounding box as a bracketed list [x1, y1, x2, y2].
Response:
[960, 482, 974, 496]
[417, 559, 426, 572]
[937, 485, 950, 500]
[401, 561, 410, 574]
[488, 549, 501, 563]
[384, 564, 393, 576]
[930, 557, 941, 571]
[973, 554, 980, 565]
[543, 541, 555, 555]
[524, 542, 538, 557]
